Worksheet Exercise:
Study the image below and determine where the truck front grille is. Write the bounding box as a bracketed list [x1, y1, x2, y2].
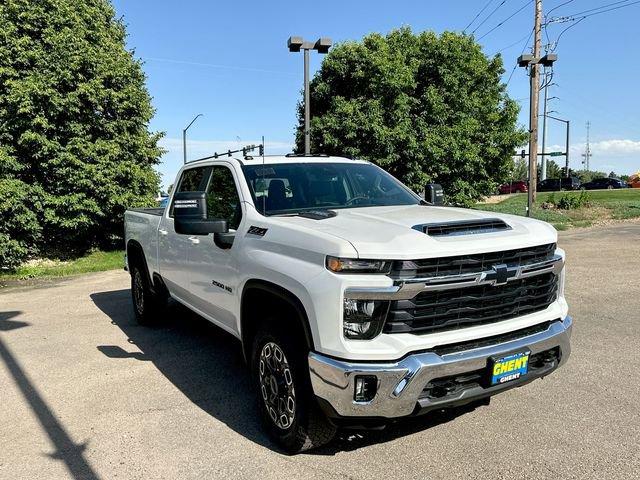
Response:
[392, 243, 556, 279]
[384, 272, 558, 334]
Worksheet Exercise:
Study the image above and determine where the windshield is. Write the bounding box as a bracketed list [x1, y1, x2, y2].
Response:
[242, 162, 421, 215]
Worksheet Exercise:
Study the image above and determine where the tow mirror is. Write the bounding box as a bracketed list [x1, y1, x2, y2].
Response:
[173, 191, 228, 235]
[424, 184, 445, 206]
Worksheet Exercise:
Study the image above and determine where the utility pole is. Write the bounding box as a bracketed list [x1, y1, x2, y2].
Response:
[582, 121, 592, 170]
[527, 0, 543, 215]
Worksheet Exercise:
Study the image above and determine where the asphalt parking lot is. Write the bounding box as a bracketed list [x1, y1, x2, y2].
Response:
[1, 222, 639, 480]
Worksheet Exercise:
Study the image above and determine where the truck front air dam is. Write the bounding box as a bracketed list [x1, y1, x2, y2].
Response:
[308, 316, 572, 419]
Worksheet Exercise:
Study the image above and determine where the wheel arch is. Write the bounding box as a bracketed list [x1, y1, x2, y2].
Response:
[126, 240, 165, 295]
[240, 279, 315, 362]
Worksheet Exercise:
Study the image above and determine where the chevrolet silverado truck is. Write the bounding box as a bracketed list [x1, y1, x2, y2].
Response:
[124, 154, 572, 453]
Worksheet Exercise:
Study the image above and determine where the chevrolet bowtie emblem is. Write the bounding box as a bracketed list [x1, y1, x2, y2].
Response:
[491, 264, 510, 285]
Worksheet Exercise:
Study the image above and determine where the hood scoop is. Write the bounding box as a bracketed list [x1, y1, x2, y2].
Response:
[414, 218, 511, 237]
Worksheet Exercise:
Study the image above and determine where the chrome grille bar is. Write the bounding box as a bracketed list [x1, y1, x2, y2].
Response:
[345, 254, 564, 301]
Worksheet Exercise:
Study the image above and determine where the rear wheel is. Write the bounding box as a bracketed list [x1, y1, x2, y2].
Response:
[251, 323, 336, 453]
[130, 263, 165, 325]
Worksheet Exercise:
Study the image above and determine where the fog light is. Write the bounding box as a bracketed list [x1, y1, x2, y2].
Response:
[343, 298, 390, 340]
[354, 375, 378, 402]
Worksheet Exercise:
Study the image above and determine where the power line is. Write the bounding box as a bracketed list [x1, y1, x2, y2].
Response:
[463, 0, 496, 32]
[471, 0, 508, 34]
[549, 0, 640, 22]
[560, 0, 633, 17]
[549, 17, 586, 51]
[495, 31, 534, 53]
[545, 0, 577, 18]
[506, 27, 534, 85]
[477, 0, 534, 41]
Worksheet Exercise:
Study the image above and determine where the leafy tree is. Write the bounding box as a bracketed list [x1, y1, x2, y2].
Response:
[575, 169, 607, 183]
[511, 157, 528, 181]
[295, 28, 527, 205]
[0, 0, 162, 268]
[540, 159, 562, 179]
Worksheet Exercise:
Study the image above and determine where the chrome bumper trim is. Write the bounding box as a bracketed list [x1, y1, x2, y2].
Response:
[345, 254, 564, 300]
[309, 316, 572, 418]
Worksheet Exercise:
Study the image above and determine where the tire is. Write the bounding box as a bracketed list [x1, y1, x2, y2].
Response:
[130, 263, 165, 325]
[251, 322, 336, 453]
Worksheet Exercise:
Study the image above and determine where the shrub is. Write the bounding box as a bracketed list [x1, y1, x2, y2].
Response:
[556, 190, 591, 210]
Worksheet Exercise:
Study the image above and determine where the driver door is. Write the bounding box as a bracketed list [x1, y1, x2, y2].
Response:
[186, 163, 244, 334]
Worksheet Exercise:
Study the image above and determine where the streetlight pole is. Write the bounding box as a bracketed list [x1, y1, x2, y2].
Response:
[183, 113, 203, 164]
[288, 36, 332, 155]
[303, 48, 311, 155]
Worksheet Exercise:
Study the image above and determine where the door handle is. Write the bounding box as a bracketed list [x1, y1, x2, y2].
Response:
[158, 229, 168, 236]
[188, 236, 200, 245]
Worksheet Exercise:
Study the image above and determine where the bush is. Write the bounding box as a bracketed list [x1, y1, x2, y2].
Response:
[556, 190, 591, 210]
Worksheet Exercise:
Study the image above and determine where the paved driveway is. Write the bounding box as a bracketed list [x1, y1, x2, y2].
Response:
[1, 222, 639, 479]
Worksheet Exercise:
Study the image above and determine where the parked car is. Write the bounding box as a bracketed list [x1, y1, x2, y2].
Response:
[582, 177, 628, 190]
[125, 155, 571, 453]
[498, 180, 528, 194]
[537, 177, 581, 192]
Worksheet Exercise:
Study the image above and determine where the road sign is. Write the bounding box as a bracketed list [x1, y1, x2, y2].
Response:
[549, 151, 564, 157]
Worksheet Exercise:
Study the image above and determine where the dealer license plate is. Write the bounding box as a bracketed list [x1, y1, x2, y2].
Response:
[489, 351, 530, 386]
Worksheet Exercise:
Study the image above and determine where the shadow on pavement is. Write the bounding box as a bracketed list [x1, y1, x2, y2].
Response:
[0, 310, 100, 479]
[91, 289, 487, 455]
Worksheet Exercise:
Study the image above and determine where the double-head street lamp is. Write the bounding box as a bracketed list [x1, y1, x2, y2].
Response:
[183, 113, 203, 164]
[288, 36, 332, 155]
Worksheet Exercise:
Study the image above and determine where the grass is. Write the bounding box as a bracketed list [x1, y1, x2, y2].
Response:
[476, 188, 640, 230]
[0, 249, 124, 282]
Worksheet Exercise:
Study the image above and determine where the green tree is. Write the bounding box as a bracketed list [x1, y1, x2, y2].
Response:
[295, 28, 527, 205]
[0, 0, 162, 268]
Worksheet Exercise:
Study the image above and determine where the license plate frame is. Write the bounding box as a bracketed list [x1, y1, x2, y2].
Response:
[488, 350, 531, 386]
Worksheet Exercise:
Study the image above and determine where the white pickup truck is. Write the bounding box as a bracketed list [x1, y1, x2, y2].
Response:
[124, 154, 571, 452]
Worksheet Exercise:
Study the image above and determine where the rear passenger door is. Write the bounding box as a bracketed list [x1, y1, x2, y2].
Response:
[157, 165, 210, 299]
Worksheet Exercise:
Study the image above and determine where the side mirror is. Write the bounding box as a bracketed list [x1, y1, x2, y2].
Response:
[424, 183, 445, 206]
[173, 191, 229, 235]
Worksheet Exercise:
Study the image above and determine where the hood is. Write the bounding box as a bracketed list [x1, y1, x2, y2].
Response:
[279, 205, 557, 259]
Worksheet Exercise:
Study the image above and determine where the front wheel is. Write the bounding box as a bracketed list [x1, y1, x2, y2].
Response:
[251, 326, 336, 453]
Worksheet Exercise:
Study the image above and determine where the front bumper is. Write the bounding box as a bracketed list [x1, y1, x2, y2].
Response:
[309, 316, 572, 419]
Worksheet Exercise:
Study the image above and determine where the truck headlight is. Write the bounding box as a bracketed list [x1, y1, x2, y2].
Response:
[343, 298, 389, 340]
[327, 256, 392, 274]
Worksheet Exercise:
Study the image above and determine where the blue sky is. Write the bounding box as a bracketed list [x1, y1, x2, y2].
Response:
[112, 0, 640, 188]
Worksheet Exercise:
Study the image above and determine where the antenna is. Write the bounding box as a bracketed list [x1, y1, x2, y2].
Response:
[261, 135, 266, 215]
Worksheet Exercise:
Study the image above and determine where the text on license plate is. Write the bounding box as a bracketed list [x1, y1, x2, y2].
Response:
[491, 351, 530, 385]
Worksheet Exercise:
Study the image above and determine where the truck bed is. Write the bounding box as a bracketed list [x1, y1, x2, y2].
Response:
[124, 208, 164, 275]
[128, 207, 164, 216]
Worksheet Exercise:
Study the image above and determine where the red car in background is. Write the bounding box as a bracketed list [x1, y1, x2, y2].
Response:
[499, 181, 528, 194]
